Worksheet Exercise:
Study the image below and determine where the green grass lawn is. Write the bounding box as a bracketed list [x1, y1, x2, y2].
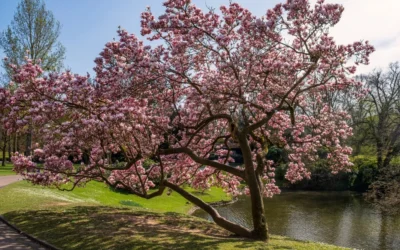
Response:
[0, 163, 16, 176]
[0, 179, 348, 249]
[4, 206, 348, 250]
[0, 180, 230, 215]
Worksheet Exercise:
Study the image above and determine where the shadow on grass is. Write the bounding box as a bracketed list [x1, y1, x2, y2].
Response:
[3, 206, 337, 250]
[2, 206, 264, 249]
[190, 191, 210, 196]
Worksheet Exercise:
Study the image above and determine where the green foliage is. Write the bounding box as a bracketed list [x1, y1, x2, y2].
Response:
[274, 163, 287, 185]
[358, 146, 376, 156]
[143, 158, 156, 169]
[392, 157, 400, 165]
[0, 0, 65, 81]
[350, 155, 378, 192]
[265, 146, 284, 163]
[351, 155, 377, 166]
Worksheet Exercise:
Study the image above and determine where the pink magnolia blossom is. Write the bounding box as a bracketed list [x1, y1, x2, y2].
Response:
[6, 0, 373, 240]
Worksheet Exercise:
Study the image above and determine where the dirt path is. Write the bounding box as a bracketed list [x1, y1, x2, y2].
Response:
[0, 175, 22, 188]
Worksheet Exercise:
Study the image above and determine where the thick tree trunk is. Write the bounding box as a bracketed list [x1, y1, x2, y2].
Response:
[237, 132, 268, 241]
[382, 144, 400, 169]
[383, 154, 393, 169]
[163, 181, 253, 238]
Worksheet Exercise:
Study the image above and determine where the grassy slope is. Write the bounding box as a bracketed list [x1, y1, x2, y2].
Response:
[0, 180, 230, 214]
[0, 180, 348, 249]
[4, 206, 347, 250]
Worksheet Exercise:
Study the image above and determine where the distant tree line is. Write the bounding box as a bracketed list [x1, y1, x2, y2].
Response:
[278, 62, 400, 213]
[0, 0, 65, 166]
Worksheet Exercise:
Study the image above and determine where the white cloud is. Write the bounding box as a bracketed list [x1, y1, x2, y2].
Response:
[313, 0, 400, 73]
[198, 0, 400, 74]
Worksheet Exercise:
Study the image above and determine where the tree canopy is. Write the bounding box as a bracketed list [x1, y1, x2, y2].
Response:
[3, 0, 373, 241]
[0, 0, 65, 81]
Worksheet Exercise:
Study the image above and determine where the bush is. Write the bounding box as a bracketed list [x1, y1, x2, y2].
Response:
[350, 155, 378, 192]
[365, 164, 400, 214]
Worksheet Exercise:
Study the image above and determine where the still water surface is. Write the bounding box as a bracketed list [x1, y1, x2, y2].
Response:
[193, 191, 400, 250]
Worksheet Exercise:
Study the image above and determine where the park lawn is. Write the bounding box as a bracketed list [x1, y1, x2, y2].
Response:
[3, 206, 348, 250]
[0, 163, 16, 176]
[0, 180, 230, 215]
[0, 181, 349, 249]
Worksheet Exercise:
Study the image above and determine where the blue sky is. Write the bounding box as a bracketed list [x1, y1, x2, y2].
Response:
[0, 0, 281, 77]
[1, 0, 400, 77]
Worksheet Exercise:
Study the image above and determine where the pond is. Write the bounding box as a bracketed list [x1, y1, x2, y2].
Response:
[193, 191, 400, 250]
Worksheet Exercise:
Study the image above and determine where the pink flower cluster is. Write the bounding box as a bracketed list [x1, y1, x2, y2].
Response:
[4, 0, 373, 199]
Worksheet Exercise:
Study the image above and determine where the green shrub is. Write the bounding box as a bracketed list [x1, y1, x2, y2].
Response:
[350, 155, 378, 192]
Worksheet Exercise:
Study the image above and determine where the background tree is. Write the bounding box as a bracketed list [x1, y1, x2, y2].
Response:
[0, 0, 65, 157]
[353, 63, 400, 213]
[360, 64, 400, 169]
[8, 0, 373, 241]
[0, 87, 11, 166]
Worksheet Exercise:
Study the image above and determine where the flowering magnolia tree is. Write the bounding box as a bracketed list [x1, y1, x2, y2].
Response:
[7, 0, 373, 241]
